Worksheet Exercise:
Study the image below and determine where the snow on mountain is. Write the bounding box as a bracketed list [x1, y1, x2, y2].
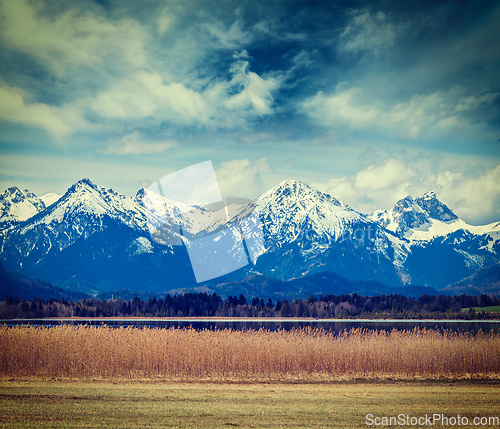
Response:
[256, 179, 366, 245]
[27, 178, 150, 230]
[39, 193, 62, 207]
[369, 191, 499, 242]
[138, 187, 246, 245]
[369, 195, 430, 237]
[407, 218, 500, 242]
[24, 178, 191, 238]
[128, 236, 155, 255]
[0, 187, 46, 225]
[255, 179, 412, 274]
[415, 191, 457, 222]
[0, 177, 498, 292]
[2, 178, 257, 270]
[1, 179, 183, 266]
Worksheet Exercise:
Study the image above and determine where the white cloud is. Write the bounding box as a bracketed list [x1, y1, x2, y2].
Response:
[291, 49, 315, 68]
[223, 60, 280, 116]
[157, 8, 172, 35]
[215, 157, 270, 198]
[433, 166, 500, 224]
[0, 55, 281, 139]
[199, 59, 282, 128]
[313, 159, 415, 213]
[302, 87, 379, 130]
[455, 92, 499, 112]
[302, 85, 498, 140]
[354, 159, 415, 191]
[313, 157, 500, 225]
[88, 71, 211, 124]
[101, 130, 177, 155]
[308, 5, 500, 145]
[339, 10, 398, 55]
[0, 0, 147, 76]
[86, 58, 281, 130]
[0, 1, 284, 139]
[233, 49, 250, 59]
[0, 81, 73, 138]
[203, 20, 249, 49]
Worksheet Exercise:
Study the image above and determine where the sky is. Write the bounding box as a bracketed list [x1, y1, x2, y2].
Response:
[0, 0, 499, 225]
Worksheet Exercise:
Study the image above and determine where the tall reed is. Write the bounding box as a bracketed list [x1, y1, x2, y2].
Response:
[1, 326, 499, 380]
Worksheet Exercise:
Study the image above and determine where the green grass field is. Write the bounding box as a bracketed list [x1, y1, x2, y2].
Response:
[1, 380, 499, 428]
[461, 305, 500, 313]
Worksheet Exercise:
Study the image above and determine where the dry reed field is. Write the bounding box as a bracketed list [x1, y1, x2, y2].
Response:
[1, 325, 499, 381]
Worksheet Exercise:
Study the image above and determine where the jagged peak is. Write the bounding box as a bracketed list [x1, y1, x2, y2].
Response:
[5, 186, 23, 194]
[259, 179, 311, 200]
[1, 186, 36, 198]
[65, 178, 121, 199]
[0, 187, 41, 206]
[415, 191, 457, 221]
[0, 186, 46, 224]
[389, 195, 429, 232]
[399, 195, 417, 205]
[274, 179, 312, 191]
[135, 188, 146, 199]
[392, 195, 425, 212]
[49, 179, 120, 213]
[388, 191, 458, 228]
[421, 191, 437, 199]
[70, 178, 97, 190]
[261, 179, 347, 207]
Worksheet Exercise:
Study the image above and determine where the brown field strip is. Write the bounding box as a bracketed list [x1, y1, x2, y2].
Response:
[1, 325, 500, 381]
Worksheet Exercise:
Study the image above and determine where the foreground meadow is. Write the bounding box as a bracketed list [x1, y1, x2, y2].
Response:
[1, 380, 499, 428]
[1, 326, 500, 380]
[2, 326, 500, 428]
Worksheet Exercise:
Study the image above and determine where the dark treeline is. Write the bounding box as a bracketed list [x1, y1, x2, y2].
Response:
[1, 292, 500, 320]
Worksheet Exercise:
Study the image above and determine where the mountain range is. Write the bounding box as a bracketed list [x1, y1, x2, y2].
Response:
[1, 178, 499, 299]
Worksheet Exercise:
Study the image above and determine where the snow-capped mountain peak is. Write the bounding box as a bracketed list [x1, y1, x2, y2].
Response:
[415, 192, 458, 222]
[257, 179, 347, 211]
[0, 178, 498, 294]
[415, 191, 458, 222]
[392, 195, 430, 233]
[421, 191, 436, 199]
[369, 191, 493, 242]
[256, 179, 368, 246]
[32, 178, 166, 232]
[0, 186, 46, 225]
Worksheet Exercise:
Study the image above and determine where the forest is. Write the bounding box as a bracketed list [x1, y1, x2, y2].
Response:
[1, 291, 499, 319]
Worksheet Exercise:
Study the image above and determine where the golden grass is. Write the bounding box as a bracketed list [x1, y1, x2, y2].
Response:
[2, 380, 500, 429]
[1, 326, 499, 381]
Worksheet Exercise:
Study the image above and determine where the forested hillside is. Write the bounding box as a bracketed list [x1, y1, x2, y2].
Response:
[2, 292, 499, 320]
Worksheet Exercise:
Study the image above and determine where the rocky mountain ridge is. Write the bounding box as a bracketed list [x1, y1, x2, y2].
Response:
[0, 178, 498, 296]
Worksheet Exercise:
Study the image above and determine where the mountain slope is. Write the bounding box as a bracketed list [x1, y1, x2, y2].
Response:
[257, 179, 367, 246]
[370, 192, 500, 242]
[0, 178, 498, 296]
[212, 271, 440, 300]
[0, 187, 46, 227]
[441, 263, 500, 296]
[1, 178, 184, 267]
[253, 180, 409, 285]
[0, 262, 89, 301]
[0, 179, 197, 294]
